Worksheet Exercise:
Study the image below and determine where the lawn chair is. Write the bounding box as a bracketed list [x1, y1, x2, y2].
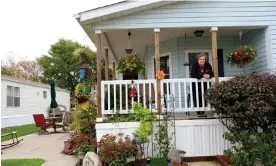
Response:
[33, 114, 53, 135]
[55, 111, 73, 132]
[1, 129, 23, 150]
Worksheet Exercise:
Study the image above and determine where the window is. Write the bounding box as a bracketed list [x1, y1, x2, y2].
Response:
[7, 86, 20, 107]
[43, 91, 47, 99]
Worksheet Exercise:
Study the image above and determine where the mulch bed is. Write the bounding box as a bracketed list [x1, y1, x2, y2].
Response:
[181, 155, 231, 166]
[216, 155, 231, 166]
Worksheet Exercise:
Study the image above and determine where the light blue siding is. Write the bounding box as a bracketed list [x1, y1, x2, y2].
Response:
[145, 36, 247, 78]
[145, 38, 178, 79]
[95, 1, 276, 29]
[243, 29, 267, 74]
[95, 1, 276, 70]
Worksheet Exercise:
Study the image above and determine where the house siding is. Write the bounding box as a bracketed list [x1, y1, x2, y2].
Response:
[146, 36, 246, 79]
[243, 29, 268, 74]
[95, 1, 276, 70]
[145, 38, 178, 79]
[1, 78, 70, 128]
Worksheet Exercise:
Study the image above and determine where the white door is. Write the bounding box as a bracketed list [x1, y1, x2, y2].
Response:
[184, 50, 212, 78]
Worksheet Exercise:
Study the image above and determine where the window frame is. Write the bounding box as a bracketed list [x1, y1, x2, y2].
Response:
[6, 86, 20, 107]
[43, 91, 47, 99]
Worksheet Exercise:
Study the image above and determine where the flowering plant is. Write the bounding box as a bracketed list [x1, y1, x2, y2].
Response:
[227, 45, 257, 68]
[97, 134, 138, 166]
[156, 70, 166, 80]
[117, 52, 145, 74]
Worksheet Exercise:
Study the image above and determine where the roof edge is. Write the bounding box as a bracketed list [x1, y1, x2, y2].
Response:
[1, 75, 71, 93]
[76, 0, 174, 24]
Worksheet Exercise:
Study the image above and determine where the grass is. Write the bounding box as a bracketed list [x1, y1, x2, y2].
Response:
[1, 124, 39, 142]
[1, 158, 45, 166]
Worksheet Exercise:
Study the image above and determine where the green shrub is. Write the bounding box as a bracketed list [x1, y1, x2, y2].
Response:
[205, 73, 276, 166]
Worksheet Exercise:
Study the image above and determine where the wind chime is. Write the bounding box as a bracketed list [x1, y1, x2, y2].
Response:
[183, 31, 190, 67]
[239, 31, 243, 46]
[184, 30, 188, 52]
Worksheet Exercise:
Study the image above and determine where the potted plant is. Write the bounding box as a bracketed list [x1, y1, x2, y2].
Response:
[117, 52, 146, 75]
[226, 45, 257, 68]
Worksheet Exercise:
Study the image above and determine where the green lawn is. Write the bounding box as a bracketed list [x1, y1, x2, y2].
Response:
[1, 124, 39, 142]
[1, 158, 45, 166]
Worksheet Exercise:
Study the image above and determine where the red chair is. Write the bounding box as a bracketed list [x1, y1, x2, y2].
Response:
[33, 114, 53, 134]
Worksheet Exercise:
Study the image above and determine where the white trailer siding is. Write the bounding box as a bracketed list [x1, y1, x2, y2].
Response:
[1, 76, 70, 128]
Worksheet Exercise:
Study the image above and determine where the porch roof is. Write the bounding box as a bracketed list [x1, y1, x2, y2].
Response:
[74, 1, 176, 25]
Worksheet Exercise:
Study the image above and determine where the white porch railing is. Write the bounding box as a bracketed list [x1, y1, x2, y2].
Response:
[101, 77, 231, 115]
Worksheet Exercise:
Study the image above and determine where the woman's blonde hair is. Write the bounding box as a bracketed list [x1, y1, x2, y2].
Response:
[197, 53, 207, 61]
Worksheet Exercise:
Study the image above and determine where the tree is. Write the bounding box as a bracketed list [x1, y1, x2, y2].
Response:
[1, 56, 43, 82]
[1, 56, 17, 76]
[14, 60, 42, 82]
[38, 38, 112, 92]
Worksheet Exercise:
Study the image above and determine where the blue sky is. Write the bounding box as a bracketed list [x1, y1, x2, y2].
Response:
[0, 0, 122, 62]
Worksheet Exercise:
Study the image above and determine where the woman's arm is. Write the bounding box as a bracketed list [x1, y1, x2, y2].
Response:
[191, 64, 203, 79]
[206, 63, 214, 78]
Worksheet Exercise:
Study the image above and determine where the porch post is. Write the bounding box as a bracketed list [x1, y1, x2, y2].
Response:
[96, 30, 102, 117]
[211, 27, 219, 84]
[112, 62, 116, 80]
[104, 47, 109, 80]
[154, 28, 161, 115]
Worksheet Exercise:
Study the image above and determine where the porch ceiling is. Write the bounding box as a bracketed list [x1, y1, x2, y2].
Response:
[104, 26, 264, 62]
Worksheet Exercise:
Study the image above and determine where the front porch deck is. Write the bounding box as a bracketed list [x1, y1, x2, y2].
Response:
[101, 77, 231, 115]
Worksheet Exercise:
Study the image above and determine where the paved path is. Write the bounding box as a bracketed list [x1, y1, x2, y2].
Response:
[1, 130, 78, 166]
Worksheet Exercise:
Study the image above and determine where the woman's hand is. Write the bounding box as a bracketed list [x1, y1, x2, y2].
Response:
[203, 74, 210, 79]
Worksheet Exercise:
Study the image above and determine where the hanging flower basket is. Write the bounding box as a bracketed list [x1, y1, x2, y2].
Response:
[226, 45, 257, 68]
[117, 52, 146, 74]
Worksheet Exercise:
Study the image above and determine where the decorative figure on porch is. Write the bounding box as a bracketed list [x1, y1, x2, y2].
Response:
[226, 31, 257, 68]
[130, 80, 137, 98]
[190, 53, 214, 117]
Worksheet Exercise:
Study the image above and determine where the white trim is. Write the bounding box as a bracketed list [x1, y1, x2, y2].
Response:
[210, 27, 218, 32]
[265, 26, 272, 71]
[77, 1, 175, 22]
[184, 49, 213, 78]
[151, 52, 172, 79]
[95, 30, 102, 34]
[1, 75, 70, 92]
[154, 28, 160, 33]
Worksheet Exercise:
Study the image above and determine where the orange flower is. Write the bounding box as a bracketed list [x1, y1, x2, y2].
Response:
[156, 70, 165, 80]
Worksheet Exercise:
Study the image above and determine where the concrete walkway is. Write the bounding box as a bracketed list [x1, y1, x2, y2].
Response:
[1, 130, 78, 166]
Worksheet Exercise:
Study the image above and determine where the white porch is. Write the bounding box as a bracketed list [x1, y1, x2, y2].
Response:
[101, 77, 231, 115]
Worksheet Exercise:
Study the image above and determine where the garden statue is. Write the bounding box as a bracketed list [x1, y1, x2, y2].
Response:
[69, 51, 97, 134]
